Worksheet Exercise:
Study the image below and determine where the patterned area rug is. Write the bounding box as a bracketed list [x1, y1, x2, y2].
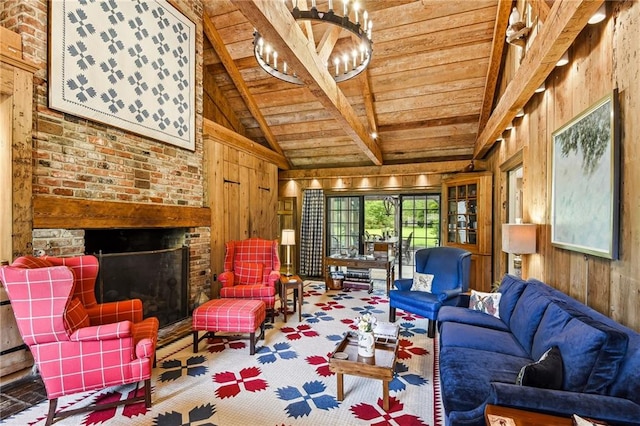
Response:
[6, 281, 444, 425]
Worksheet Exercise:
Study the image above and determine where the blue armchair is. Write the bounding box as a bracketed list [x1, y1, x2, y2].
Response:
[389, 246, 471, 338]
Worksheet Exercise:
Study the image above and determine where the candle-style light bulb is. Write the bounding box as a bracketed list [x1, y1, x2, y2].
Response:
[360, 43, 365, 62]
[343, 54, 348, 73]
[273, 51, 278, 69]
[334, 57, 340, 76]
[311, 0, 316, 8]
[258, 37, 264, 56]
[266, 45, 271, 64]
[284, 61, 287, 74]
[328, 0, 333, 11]
[352, 49, 357, 68]
[343, 0, 348, 16]
[354, 3, 359, 23]
[363, 10, 368, 30]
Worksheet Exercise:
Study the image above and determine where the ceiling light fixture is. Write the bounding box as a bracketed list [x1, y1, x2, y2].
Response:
[253, 0, 373, 85]
[515, 109, 525, 118]
[556, 51, 569, 67]
[535, 81, 545, 93]
[588, 3, 606, 25]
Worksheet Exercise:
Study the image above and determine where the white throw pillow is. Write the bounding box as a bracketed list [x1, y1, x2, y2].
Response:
[469, 290, 502, 318]
[411, 272, 434, 292]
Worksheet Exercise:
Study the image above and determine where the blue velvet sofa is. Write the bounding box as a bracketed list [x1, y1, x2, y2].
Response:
[437, 274, 640, 426]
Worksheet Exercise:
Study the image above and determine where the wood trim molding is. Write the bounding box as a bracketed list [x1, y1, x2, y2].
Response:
[33, 196, 211, 229]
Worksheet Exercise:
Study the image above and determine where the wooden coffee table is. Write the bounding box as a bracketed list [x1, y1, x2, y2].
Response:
[485, 404, 572, 425]
[328, 331, 399, 411]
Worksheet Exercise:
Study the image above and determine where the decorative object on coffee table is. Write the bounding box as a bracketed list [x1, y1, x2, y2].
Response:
[356, 313, 377, 357]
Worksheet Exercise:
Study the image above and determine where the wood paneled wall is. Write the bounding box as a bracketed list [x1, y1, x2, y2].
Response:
[204, 122, 279, 297]
[488, 1, 640, 331]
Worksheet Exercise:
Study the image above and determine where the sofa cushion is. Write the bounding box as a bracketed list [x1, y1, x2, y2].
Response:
[411, 272, 434, 292]
[532, 302, 629, 393]
[516, 346, 563, 390]
[235, 262, 263, 285]
[437, 306, 509, 332]
[439, 346, 531, 414]
[440, 322, 529, 358]
[497, 275, 528, 326]
[509, 284, 553, 353]
[469, 290, 501, 318]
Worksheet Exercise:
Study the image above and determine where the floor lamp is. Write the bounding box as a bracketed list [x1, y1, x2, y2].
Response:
[281, 229, 295, 277]
[502, 222, 536, 278]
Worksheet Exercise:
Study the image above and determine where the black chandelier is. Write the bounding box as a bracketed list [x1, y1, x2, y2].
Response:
[253, 0, 373, 85]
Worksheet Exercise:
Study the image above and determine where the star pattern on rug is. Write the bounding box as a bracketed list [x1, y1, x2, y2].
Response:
[154, 403, 216, 425]
[360, 295, 389, 305]
[352, 304, 386, 316]
[350, 396, 428, 426]
[206, 336, 247, 353]
[276, 380, 340, 418]
[304, 311, 335, 323]
[328, 292, 356, 301]
[399, 321, 428, 337]
[281, 324, 320, 340]
[213, 366, 269, 398]
[83, 387, 148, 424]
[390, 362, 429, 392]
[305, 354, 334, 377]
[159, 355, 208, 381]
[256, 341, 298, 364]
[313, 300, 346, 311]
[398, 338, 429, 360]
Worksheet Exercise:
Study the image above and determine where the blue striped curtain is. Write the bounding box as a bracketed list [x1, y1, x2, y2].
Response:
[300, 189, 324, 277]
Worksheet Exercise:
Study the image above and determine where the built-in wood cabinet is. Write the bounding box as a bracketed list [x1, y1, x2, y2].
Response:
[442, 172, 492, 292]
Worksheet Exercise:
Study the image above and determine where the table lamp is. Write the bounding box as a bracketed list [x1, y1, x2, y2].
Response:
[502, 222, 536, 277]
[281, 229, 295, 277]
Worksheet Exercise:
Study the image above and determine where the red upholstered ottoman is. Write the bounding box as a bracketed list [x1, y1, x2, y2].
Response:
[192, 299, 266, 355]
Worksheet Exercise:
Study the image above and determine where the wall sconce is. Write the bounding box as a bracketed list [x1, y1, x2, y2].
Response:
[556, 51, 569, 67]
[534, 81, 546, 93]
[502, 222, 537, 278]
[506, 7, 531, 48]
[588, 3, 606, 25]
[281, 229, 296, 276]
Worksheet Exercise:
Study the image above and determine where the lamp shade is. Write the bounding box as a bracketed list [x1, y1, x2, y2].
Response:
[502, 223, 536, 254]
[281, 229, 295, 246]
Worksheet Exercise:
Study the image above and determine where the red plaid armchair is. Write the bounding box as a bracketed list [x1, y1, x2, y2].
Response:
[218, 238, 281, 321]
[13, 255, 143, 325]
[0, 263, 158, 425]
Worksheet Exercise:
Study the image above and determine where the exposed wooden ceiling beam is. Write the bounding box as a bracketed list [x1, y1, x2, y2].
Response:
[231, 0, 383, 166]
[361, 70, 378, 140]
[476, 0, 512, 134]
[203, 119, 290, 170]
[531, 0, 552, 23]
[279, 160, 487, 180]
[474, 0, 604, 159]
[202, 12, 290, 168]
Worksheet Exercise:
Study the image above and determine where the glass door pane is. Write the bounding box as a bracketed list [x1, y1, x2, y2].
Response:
[399, 194, 441, 278]
[326, 196, 362, 256]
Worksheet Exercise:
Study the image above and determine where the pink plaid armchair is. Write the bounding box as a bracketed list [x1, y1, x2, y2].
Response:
[218, 238, 281, 321]
[0, 264, 158, 425]
[13, 255, 143, 325]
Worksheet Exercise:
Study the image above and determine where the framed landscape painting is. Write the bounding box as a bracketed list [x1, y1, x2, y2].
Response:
[551, 91, 620, 259]
[49, 0, 196, 151]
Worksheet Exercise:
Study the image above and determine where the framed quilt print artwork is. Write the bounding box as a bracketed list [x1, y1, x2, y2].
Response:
[551, 91, 620, 259]
[49, 0, 196, 151]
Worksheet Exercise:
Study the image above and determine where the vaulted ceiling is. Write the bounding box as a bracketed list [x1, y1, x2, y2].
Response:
[201, 0, 604, 171]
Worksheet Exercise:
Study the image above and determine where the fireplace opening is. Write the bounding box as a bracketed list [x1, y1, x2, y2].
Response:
[85, 229, 189, 328]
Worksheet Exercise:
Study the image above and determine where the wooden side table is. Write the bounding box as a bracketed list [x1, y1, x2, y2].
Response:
[280, 275, 303, 322]
[484, 404, 572, 426]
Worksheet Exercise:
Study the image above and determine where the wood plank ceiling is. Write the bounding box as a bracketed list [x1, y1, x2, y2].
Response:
[201, 0, 508, 170]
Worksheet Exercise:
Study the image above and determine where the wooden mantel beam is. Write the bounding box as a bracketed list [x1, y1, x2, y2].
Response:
[202, 12, 291, 169]
[474, 0, 604, 159]
[231, 0, 383, 166]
